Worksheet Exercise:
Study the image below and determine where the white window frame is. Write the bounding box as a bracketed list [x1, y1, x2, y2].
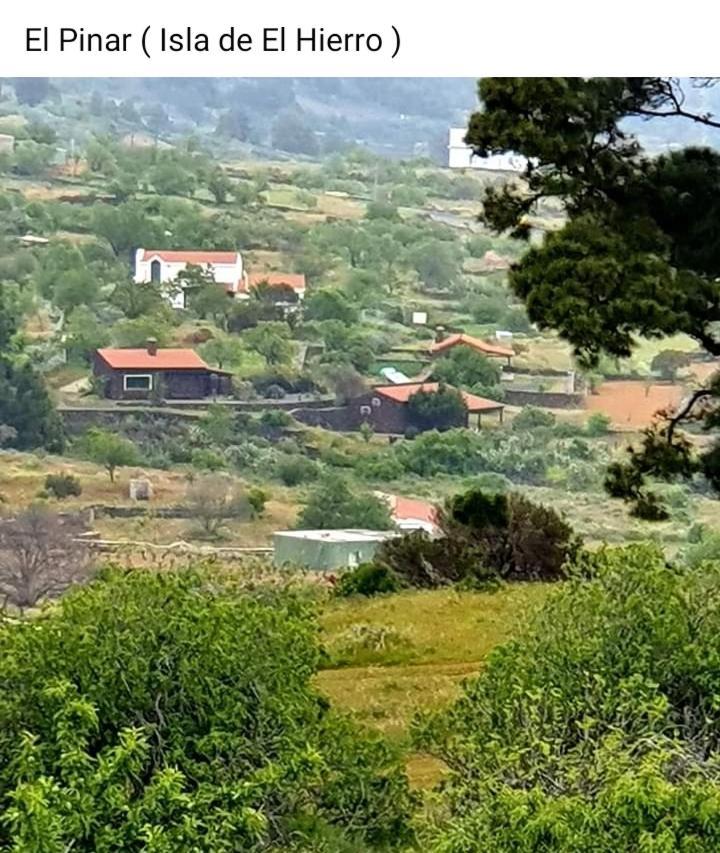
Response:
[123, 373, 153, 391]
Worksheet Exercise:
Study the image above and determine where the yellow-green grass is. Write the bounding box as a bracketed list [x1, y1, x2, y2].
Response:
[317, 585, 549, 787]
[317, 586, 547, 725]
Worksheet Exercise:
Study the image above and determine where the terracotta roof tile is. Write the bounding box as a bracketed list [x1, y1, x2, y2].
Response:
[244, 273, 307, 292]
[141, 250, 240, 265]
[96, 348, 210, 371]
[375, 382, 503, 412]
[429, 333, 513, 359]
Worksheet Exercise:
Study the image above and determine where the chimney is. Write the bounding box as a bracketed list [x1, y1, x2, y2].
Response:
[435, 325, 446, 343]
[146, 337, 158, 356]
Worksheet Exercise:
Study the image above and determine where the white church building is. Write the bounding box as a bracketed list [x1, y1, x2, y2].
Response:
[134, 249, 307, 309]
[134, 249, 245, 309]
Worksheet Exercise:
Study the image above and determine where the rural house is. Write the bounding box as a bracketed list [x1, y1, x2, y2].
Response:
[375, 493, 440, 534]
[429, 329, 514, 364]
[93, 340, 232, 400]
[133, 248, 306, 309]
[292, 382, 505, 434]
[134, 249, 245, 309]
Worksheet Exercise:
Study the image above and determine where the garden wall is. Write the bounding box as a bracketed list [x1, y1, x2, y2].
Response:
[503, 389, 585, 409]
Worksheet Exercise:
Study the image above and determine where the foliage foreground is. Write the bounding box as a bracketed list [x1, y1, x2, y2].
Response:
[0, 567, 413, 852]
[418, 544, 720, 851]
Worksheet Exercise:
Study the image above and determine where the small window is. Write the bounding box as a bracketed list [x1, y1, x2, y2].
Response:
[359, 405, 371, 416]
[123, 374, 153, 391]
[371, 397, 382, 408]
[150, 259, 161, 283]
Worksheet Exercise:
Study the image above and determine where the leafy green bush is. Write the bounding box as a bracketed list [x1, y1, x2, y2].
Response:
[419, 544, 720, 852]
[44, 473, 82, 499]
[511, 406, 557, 431]
[297, 474, 394, 530]
[0, 568, 414, 849]
[682, 529, 720, 569]
[407, 386, 467, 432]
[585, 411, 612, 436]
[275, 454, 319, 486]
[336, 562, 402, 597]
[432, 347, 502, 393]
[190, 447, 226, 472]
[247, 487, 268, 518]
[470, 472, 512, 493]
[259, 409, 294, 428]
[378, 489, 579, 588]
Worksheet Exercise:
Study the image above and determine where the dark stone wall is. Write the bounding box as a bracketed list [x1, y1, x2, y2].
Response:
[292, 392, 410, 435]
[504, 389, 585, 409]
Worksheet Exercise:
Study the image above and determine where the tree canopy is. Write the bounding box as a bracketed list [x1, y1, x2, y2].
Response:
[419, 544, 720, 851]
[466, 77, 720, 515]
[0, 567, 413, 850]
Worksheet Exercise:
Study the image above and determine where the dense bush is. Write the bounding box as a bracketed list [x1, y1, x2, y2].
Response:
[43, 472, 82, 499]
[419, 545, 720, 852]
[297, 474, 394, 530]
[275, 454, 319, 486]
[376, 488, 579, 588]
[0, 568, 414, 850]
[585, 411, 612, 436]
[511, 405, 557, 431]
[432, 347, 502, 393]
[406, 386, 467, 432]
[336, 562, 402, 597]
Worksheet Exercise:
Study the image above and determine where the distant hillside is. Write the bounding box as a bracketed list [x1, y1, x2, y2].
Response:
[3, 77, 720, 163]
[1, 78, 480, 162]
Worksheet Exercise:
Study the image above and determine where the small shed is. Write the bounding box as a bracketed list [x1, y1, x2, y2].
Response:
[273, 529, 398, 571]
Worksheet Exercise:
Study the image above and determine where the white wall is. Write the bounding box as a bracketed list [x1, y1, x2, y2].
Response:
[134, 250, 244, 309]
[448, 128, 528, 172]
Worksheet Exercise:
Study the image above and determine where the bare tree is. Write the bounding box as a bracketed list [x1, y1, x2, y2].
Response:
[0, 506, 93, 611]
[186, 474, 250, 538]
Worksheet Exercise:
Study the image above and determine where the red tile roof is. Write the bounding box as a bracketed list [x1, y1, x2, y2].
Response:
[96, 348, 210, 371]
[375, 383, 504, 412]
[392, 495, 439, 526]
[244, 273, 307, 292]
[429, 333, 514, 359]
[141, 250, 240, 265]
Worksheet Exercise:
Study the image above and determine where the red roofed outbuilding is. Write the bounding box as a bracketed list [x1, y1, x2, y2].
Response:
[93, 340, 232, 400]
[429, 331, 513, 363]
[292, 381, 504, 435]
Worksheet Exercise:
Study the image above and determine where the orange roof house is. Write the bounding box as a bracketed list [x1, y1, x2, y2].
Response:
[429, 332, 514, 361]
[244, 273, 306, 293]
[291, 381, 505, 435]
[232, 272, 307, 302]
[93, 340, 231, 401]
[376, 492, 440, 534]
[375, 382, 504, 413]
[96, 347, 210, 371]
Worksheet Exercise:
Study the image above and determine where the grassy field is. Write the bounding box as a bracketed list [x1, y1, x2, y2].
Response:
[316, 584, 550, 786]
[0, 450, 300, 547]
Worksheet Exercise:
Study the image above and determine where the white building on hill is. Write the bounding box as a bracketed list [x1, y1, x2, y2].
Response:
[134, 249, 245, 309]
[448, 128, 527, 173]
[134, 249, 307, 309]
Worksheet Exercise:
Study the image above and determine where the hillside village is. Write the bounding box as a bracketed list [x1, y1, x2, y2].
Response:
[2, 79, 719, 563]
[4, 76, 720, 849]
